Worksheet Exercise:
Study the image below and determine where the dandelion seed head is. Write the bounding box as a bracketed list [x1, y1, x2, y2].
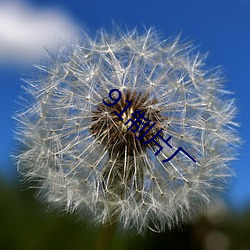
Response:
[14, 27, 240, 233]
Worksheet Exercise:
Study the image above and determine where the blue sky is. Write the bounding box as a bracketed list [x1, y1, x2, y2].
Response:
[0, 0, 249, 210]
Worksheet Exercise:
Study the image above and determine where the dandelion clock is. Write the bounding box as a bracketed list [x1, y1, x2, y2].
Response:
[14, 28, 240, 236]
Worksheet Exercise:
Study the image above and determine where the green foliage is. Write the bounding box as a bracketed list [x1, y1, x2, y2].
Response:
[1, 177, 250, 250]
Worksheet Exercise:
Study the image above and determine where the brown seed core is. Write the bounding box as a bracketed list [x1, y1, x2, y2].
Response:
[90, 90, 165, 160]
[90, 90, 166, 200]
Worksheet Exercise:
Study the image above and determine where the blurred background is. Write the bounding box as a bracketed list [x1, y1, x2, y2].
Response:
[0, 0, 249, 249]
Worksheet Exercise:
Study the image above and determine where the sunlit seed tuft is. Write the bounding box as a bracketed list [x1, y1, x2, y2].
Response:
[14, 27, 240, 233]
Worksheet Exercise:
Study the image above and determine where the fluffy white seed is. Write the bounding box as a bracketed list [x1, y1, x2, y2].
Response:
[14, 28, 240, 233]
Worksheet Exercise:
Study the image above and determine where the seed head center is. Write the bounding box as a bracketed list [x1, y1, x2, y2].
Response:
[120, 106, 134, 132]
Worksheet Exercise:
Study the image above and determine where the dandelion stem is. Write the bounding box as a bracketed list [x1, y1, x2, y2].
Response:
[94, 221, 117, 250]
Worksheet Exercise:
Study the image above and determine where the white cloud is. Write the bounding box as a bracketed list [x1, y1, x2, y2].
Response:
[0, 1, 78, 65]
